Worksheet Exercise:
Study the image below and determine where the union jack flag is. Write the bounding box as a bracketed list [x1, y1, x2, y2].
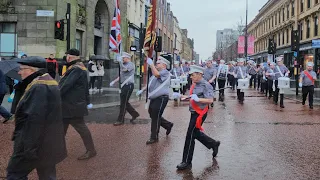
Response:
[109, 0, 121, 53]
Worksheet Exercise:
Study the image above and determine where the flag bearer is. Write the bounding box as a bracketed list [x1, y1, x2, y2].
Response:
[299, 62, 317, 109]
[172, 65, 220, 170]
[136, 56, 174, 144]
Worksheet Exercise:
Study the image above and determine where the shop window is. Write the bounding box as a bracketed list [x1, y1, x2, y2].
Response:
[315, 16, 318, 36]
[307, 20, 310, 38]
[0, 23, 17, 57]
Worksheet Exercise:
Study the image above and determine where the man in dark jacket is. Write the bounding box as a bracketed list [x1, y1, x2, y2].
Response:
[59, 49, 96, 160]
[0, 69, 12, 123]
[6, 57, 67, 180]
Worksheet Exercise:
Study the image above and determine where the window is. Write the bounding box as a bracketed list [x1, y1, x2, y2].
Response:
[275, 14, 277, 25]
[269, 18, 271, 29]
[0, 23, 17, 57]
[301, 0, 304, 12]
[278, 33, 281, 45]
[292, 1, 295, 16]
[307, 0, 311, 8]
[287, 29, 289, 44]
[307, 19, 310, 38]
[316, 0, 319, 4]
[76, 30, 83, 55]
[282, 31, 285, 45]
[315, 16, 318, 36]
[272, 16, 274, 27]
[300, 22, 304, 40]
[287, 5, 290, 19]
[279, 11, 281, 24]
[283, 8, 285, 21]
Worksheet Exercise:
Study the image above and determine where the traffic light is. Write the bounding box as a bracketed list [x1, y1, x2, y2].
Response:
[291, 30, 300, 52]
[154, 36, 162, 52]
[268, 39, 275, 54]
[54, 20, 64, 40]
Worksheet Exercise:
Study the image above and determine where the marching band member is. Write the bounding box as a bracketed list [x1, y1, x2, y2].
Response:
[227, 61, 236, 91]
[181, 60, 190, 95]
[110, 52, 140, 125]
[172, 65, 220, 170]
[136, 56, 174, 144]
[248, 61, 258, 89]
[265, 62, 276, 100]
[216, 60, 228, 102]
[171, 61, 183, 106]
[299, 62, 317, 109]
[203, 59, 217, 107]
[273, 57, 290, 108]
[234, 58, 249, 104]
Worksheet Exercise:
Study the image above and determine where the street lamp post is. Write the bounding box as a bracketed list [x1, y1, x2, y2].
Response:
[244, 0, 248, 60]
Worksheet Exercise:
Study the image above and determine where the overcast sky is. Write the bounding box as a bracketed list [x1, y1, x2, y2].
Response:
[169, 0, 268, 60]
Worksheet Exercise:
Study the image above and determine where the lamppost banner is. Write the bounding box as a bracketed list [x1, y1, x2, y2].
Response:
[238, 35, 255, 55]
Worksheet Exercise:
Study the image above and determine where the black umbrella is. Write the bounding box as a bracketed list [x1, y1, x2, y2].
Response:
[90, 55, 108, 61]
[0, 60, 21, 81]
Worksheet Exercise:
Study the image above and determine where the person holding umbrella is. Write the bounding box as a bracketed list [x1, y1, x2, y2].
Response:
[6, 56, 67, 180]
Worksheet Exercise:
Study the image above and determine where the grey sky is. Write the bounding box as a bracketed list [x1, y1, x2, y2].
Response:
[169, 0, 268, 60]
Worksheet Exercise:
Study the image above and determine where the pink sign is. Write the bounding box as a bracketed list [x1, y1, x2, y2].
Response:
[247, 35, 255, 55]
[238, 36, 245, 54]
[238, 36, 255, 55]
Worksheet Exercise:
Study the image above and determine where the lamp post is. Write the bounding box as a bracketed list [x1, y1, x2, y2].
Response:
[220, 32, 223, 59]
[244, 0, 248, 60]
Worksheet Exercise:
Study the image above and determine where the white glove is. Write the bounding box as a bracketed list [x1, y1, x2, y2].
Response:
[285, 72, 289, 77]
[87, 104, 93, 109]
[190, 94, 200, 102]
[110, 81, 115, 87]
[147, 58, 153, 65]
[136, 89, 144, 96]
[263, 76, 267, 80]
[172, 92, 182, 99]
[299, 82, 302, 88]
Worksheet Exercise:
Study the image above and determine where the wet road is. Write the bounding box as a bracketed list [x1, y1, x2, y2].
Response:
[1, 89, 320, 180]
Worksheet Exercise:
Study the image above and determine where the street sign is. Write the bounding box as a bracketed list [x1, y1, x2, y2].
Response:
[293, 52, 297, 57]
[36, 10, 54, 17]
[130, 46, 137, 51]
[312, 39, 320, 48]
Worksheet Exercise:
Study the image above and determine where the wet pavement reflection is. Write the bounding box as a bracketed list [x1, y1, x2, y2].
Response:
[1, 89, 320, 179]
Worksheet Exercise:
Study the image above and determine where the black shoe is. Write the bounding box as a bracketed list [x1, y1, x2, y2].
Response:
[310, 106, 313, 109]
[130, 114, 139, 124]
[176, 162, 192, 170]
[212, 141, 220, 158]
[239, 100, 244, 104]
[2, 115, 13, 124]
[210, 103, 214, 107]
[146, 139, 158, 145]
[113, 121, 124, 126]
[302, 102, 305, 105]
[280, 105, 285, 108]
[166, 123, 174, 135]
[274, 102, 278, 105]
[268, 96, 272, 100]
[77, 150, 97, 160]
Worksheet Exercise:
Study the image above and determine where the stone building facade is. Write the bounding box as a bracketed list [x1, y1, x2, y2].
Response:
[0, 0, 128, 59]
[181, 29, 192, 61]
[248, 0, 320, 71]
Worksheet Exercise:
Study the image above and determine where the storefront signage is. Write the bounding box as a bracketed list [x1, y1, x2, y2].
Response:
[130, 46, 137, 51]
[312, 39, 320, 48]
[36, 10, 54, 17]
